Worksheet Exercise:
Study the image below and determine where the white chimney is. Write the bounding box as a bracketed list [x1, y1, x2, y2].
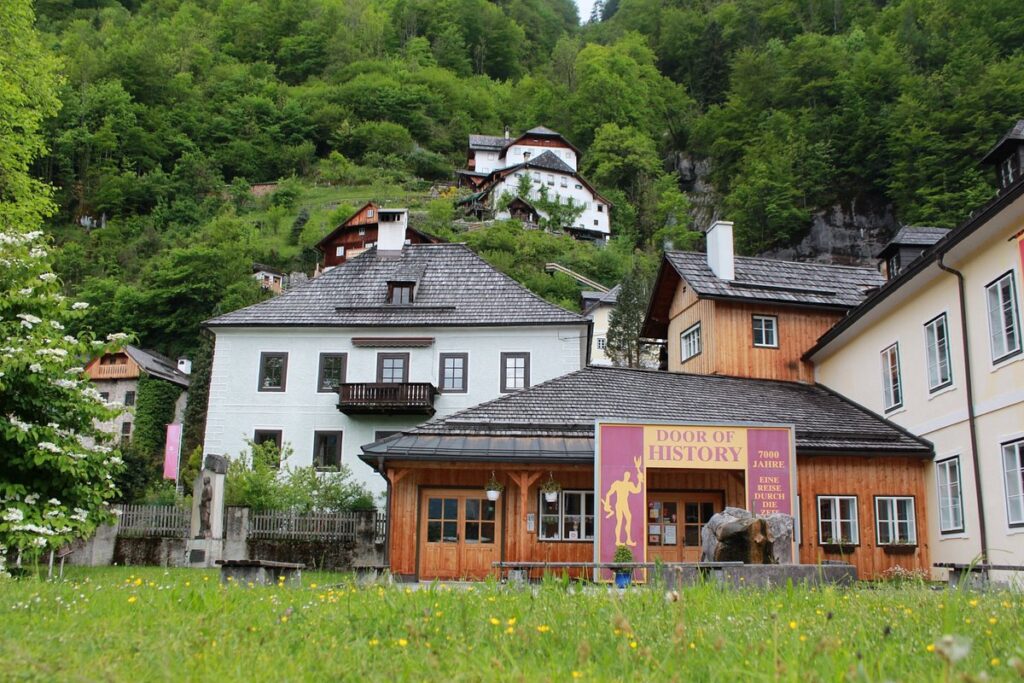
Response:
[376, 209, 408, 253]
[177, 358, 192, 375]
[706, 220, 735, 281]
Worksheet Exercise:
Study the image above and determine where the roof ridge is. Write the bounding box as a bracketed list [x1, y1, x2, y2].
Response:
[669, 250, 881, 273]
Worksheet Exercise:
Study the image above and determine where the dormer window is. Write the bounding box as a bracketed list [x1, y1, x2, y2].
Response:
[523, 151, 531, 161]
[387, 282, 414, 304]
[1000, 155, 1018, 188]
[886, 253, 900, 280]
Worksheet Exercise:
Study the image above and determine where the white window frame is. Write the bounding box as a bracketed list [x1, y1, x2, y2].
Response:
[595, 336, 606, 350]
[680, 322, 702, 363]
[935, 456, 965, 534]
[875, 496, 917, 546]
[986, 271, 1022, 363]
[817, 495, 858, 545]
[537, 490, 595, 541]
[366, 209, 374, 218]
[1002, 438, 1024, 528]
[335, 246, 346, 258]
[880, 343, 903, 412]
[752, 315, 778, 348]
[924, 313, 953, 392]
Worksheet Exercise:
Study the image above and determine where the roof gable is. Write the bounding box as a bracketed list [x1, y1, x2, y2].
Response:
[206, 244, 588, 328]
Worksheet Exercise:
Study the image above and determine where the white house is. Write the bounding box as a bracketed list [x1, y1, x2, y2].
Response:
[464, 126, 580, 178]
[581, 285, 619, 365]
[202, 221, 591, 494]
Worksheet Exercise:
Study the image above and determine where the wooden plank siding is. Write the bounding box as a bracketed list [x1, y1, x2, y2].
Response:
[796, 455, 930, 579]
[386, 457, 924, 581]
[85, 353, 141, 381]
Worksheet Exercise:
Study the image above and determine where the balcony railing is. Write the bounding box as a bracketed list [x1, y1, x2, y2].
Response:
[88, 364, 137, 380]
[337, 382, 437, 415]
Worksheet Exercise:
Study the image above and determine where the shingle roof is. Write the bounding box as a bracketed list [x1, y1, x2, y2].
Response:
[468, 134, 508, 151]
[360, 366, 932, 464]
[527, 126, 561, 136]
[665, 251, 884, 308]
[522, 150, 575, 174]
[582, 285, 620, 314]
[125, 346, 191, 388]
[875, 226, 949, 259]
[980, 119, 1024, 165]
[206, 244, 588, 328]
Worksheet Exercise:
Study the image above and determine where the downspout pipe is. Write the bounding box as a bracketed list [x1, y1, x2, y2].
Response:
[378, 455, 391, 569]
[937, 254, 989, 563]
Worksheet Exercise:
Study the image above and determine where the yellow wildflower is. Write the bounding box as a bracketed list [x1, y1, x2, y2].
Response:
[397, 638, 408, 648]
[789, 621, 798, 630]
[536, 625, 551, 633]
[127, 596, 137, 604]
[489, 617, 501, 626]
[369, 639, 379, 647]
[629, 641, 637, 649]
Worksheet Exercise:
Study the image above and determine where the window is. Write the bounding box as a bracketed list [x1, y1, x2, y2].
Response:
[538, 491, 595, 541]
[439, 353, 468, 393]
[560, 176, 567, 188]
[387, 282, 414, 304]
[377, 353, 409, 383]
[597, 204, 604, 213]
[923, 313, 953, 392]
[575, 184, 582, 190]
[880, 343, 902, 411]
[936, 457, 965, 534]
[258, 352, 288, 392]
[366, 209, 374, 218]
[752, 315, 778, 348]
[335, 246, 345, 258]
[986, 272, 1021, 362]
[312, 431, 342, 470]
[886, 253, 900, 280]
[595, 336, 607, 350]
[124, 390, 136, 407]
[546, 174, 554, 186]
[1000, 155, 1017, 187]
[99, 391, 109, 402]
[253, 430, 283, 468]
[875, 497, 917, 545]
[500, 352, 530, 392]
[817, 496, 858, 545]
[317, 353, 347, 393]
[523, 151, 531, 161]
[120, 421, 132, 443]
[1003, 438, 1024, 527]
[680, 323, 701, 362]
[593, 220, 598, 226]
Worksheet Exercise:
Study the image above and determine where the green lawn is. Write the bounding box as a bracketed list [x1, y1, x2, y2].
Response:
[0, 567, 1020, 681]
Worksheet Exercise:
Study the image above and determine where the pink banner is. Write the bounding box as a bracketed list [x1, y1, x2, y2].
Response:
[746, 428, 794, 516]
[163, 423, 183, 480]
[597, 424, 646, 577]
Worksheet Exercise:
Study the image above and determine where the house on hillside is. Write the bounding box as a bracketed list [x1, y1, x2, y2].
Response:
[85, 346, 191, 444]
[642, 220, 885, 383]
[808, 121, 1024, 584]
[315, 202, 442, 270]
[456, 127, 611, 240]
[203, 219, 591, 494]
[362, 365, 932, 581]
[582, 285, 619, 366]
[252, 263, 286, 294]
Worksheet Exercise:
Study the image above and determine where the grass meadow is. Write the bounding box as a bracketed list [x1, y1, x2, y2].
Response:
[0, 566, 1021, 682]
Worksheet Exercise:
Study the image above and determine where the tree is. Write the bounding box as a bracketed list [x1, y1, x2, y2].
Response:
[605, 259, 656, 368]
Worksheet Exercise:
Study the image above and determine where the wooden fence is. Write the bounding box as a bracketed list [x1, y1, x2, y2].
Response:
[250, 510, 385, 543]
[117, 504, 190, 538]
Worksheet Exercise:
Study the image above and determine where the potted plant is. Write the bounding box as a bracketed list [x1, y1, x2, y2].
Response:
[484, 472, 503, 501]
[612, 545, 634, 588]
[540, 473, 561, 503]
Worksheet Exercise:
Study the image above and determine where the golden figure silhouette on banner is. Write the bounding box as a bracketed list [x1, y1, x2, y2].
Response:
[602, 456, 644, 546]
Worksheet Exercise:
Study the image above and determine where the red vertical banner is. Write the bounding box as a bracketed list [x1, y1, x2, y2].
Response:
[596, 424, 646, 580]
[745, 428, 794, 516]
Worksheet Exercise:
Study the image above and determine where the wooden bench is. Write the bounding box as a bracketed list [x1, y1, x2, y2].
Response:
[217, 559, 305, 587]
[933, 562, 1024, 587]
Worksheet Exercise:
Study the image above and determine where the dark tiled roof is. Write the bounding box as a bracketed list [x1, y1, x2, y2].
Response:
[527, 126, 561, 136]
[468, 134, 508, 151]
[582, 285, 620, 314]
[361, 366, 932, 464]
[980, 119, 1024, 165]
[523, 150, 575, 174]
[665, 251, 884, 308]
[876, 226, 949, 258]
[206, 244, 587, 328]
[125, 345, 191, 388]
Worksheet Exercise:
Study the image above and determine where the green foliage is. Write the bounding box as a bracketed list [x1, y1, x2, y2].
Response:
[612, 544, 634, 563]
[225, 442, 374, 513]
[605, 258, 656, 368]
[132, 374, 182, 463]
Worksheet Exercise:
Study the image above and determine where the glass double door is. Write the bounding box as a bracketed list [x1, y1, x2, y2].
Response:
[646, 492, 723, 563]
[419, 490, 501, 580]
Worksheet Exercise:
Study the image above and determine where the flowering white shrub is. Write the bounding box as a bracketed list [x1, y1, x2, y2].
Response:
[1, 229, 127, 566]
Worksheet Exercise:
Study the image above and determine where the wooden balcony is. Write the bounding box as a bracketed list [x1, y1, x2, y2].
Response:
[87, 363, 138, 380]
[337, 382, 437, 415]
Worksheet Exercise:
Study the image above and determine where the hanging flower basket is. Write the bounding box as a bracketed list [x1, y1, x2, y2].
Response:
[485, 472, 504, 501]
[540, 473, 562, 503]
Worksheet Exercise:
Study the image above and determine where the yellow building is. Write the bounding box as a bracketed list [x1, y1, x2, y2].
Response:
[807, 123, 1024, 584]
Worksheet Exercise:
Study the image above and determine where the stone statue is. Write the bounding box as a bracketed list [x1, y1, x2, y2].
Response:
[199, 476, 213, 539]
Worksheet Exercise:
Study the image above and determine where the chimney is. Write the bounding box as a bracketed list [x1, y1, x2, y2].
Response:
[706, 220, 735, 281]
[177, 358, 192, 375]
[504, 125, 510, 140]
[376, 209, 408, 253]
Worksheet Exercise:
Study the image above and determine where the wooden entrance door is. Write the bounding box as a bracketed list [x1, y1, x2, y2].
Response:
[646, 492, 723, 563]
[419, 490, 501, 580]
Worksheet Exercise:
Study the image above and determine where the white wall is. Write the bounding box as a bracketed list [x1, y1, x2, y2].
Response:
[814, 215, 1024, 582]
[492, 171, 610, 236]
[472, 144, 578, 176]
[588, 303, 613, 365]
[203, 324, 588, 494]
